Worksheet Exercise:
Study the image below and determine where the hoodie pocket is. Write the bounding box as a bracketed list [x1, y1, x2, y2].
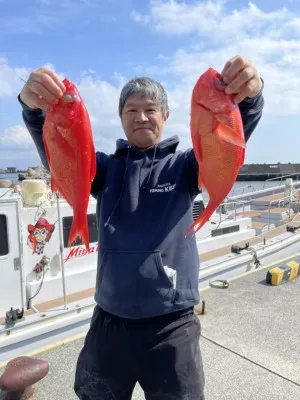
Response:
[98, 250, 175, 309]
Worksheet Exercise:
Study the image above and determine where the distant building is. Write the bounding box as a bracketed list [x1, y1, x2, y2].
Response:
[0, 169, 6, 173]
[237, 163, 300, 181]
[6, 167, 18, 173]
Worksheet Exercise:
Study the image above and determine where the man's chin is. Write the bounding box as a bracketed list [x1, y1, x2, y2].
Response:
[133, 138, 158, 149]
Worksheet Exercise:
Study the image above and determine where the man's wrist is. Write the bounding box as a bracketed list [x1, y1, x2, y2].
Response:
[242, 78, 264, 103]
[18, 93, 39, 111]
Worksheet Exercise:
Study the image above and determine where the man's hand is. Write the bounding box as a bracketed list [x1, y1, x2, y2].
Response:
[20, 67, 65, 112]
[221, 55, 262, 104]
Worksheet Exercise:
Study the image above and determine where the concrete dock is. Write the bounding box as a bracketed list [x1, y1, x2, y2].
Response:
[1, 259, 300, 399]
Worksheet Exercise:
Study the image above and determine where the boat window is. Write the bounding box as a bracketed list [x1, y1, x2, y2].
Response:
[62, 213, 98, 247]
[0, 215, 9, 256]
[211, 225, 240, 237]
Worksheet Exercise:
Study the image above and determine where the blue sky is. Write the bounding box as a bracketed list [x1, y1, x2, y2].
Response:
[1, 0, 300, 169]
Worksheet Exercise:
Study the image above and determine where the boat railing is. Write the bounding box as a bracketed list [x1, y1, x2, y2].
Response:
[266, 195, 292, 231]
[217, 190, 299, 231]
[229, 172, 300, 198]
[228, 181, 284, 198]
[263, 172, 300, 189]
[229, 184, 260, 197]
[217, 198, 252, 222]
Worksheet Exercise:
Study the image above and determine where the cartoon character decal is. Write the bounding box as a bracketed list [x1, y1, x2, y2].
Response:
[27, 218, 55, 255]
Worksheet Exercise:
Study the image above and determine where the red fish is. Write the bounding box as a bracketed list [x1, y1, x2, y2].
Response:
[186, 67, 246, 236]
[43, 78, 96, 249]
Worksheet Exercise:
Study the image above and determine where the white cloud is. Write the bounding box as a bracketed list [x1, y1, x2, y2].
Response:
[133, 0, 290, 39]
[131, 10, 150, 24]
[2, 1, 300, 168]
[0, 125, 34, 149]
[80, 69, 96, 77]
[77, 76, 122, 128]
[74, 75, 126, 152]
[131, 1, 300, 117]
[0, 58, 30, 97]
[0, 150, 40, 166]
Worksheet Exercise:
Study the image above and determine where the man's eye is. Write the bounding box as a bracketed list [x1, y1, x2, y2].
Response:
[148, 109, 156, 112]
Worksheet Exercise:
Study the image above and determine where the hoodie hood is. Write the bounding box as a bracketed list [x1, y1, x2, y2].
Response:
[114, 135, 180, 158]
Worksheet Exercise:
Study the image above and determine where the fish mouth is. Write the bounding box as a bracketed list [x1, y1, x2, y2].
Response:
[214, 77, 227, 92]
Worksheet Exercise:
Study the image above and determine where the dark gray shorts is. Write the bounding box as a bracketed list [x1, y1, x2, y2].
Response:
[74, 305, 205, 400]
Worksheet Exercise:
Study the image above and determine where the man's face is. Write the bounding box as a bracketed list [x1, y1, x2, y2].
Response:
[121, 93, 169, 149]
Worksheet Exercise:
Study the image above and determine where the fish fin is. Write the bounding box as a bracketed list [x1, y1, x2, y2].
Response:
[68, 213, 90, 250]
[50, 175, 59, 194]
[185, 200, 218, 237]
[44, 137, 58, 193]
[213, 123, 246, 148]
[50, 176, 72, 206]
[192, 134, 204, 189]
[196, 132, 203, 162]
[240, 147, 245, 165]
[193, 105, 210, 163]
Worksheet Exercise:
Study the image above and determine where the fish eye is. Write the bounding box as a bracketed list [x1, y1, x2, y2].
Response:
[62, 93, 77, 104]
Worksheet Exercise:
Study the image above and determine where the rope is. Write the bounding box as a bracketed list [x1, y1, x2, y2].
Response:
[209, 280, 229, 289]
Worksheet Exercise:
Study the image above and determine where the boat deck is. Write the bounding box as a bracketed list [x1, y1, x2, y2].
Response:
[199, 221, 299, 262]
[0, 288, 96, 325]
[1, 257, 300, 399]
[253, 192, 287, 202]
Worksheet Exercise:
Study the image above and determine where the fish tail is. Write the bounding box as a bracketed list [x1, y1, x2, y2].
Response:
[185, 200, 218, 237]
[68, 213, 90, 250]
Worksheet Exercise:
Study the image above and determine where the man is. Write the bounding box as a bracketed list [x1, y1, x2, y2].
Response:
[19, 55, 264, 399]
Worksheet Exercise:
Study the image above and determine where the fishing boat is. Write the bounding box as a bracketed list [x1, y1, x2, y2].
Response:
[1, 173, 300, 365]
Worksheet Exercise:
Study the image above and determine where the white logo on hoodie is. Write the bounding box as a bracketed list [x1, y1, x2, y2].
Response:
[149, 182, 176, 193]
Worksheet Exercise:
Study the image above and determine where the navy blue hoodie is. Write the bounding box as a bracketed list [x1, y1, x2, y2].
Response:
[19, 86, 264, 319]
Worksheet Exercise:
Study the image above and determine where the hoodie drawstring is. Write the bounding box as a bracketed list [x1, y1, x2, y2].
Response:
[142, 145, 157, 190]
[104, 146, 130, 228]
[104, 144, 158, 229]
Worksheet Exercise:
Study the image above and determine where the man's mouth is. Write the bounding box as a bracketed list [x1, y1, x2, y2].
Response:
[134, 127, 153, 132]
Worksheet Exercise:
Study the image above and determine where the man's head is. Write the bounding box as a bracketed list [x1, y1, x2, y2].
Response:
[119, 77, 170, 149]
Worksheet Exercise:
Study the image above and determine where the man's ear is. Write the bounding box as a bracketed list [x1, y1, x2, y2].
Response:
[164, 110, 170, 122]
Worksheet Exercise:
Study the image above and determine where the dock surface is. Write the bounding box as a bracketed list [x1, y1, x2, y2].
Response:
[1, 259, 300, 399]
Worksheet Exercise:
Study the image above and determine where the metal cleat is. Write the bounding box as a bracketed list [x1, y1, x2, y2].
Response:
[0, 356, 49, 399]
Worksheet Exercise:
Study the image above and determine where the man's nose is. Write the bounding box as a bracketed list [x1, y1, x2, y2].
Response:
[136, 111, 148, 122]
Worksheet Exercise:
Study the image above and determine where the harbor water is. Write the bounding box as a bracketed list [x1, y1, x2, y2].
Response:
[0, 173, 19, 183]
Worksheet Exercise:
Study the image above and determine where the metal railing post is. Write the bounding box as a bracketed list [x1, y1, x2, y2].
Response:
[56, 194, 68, 310]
